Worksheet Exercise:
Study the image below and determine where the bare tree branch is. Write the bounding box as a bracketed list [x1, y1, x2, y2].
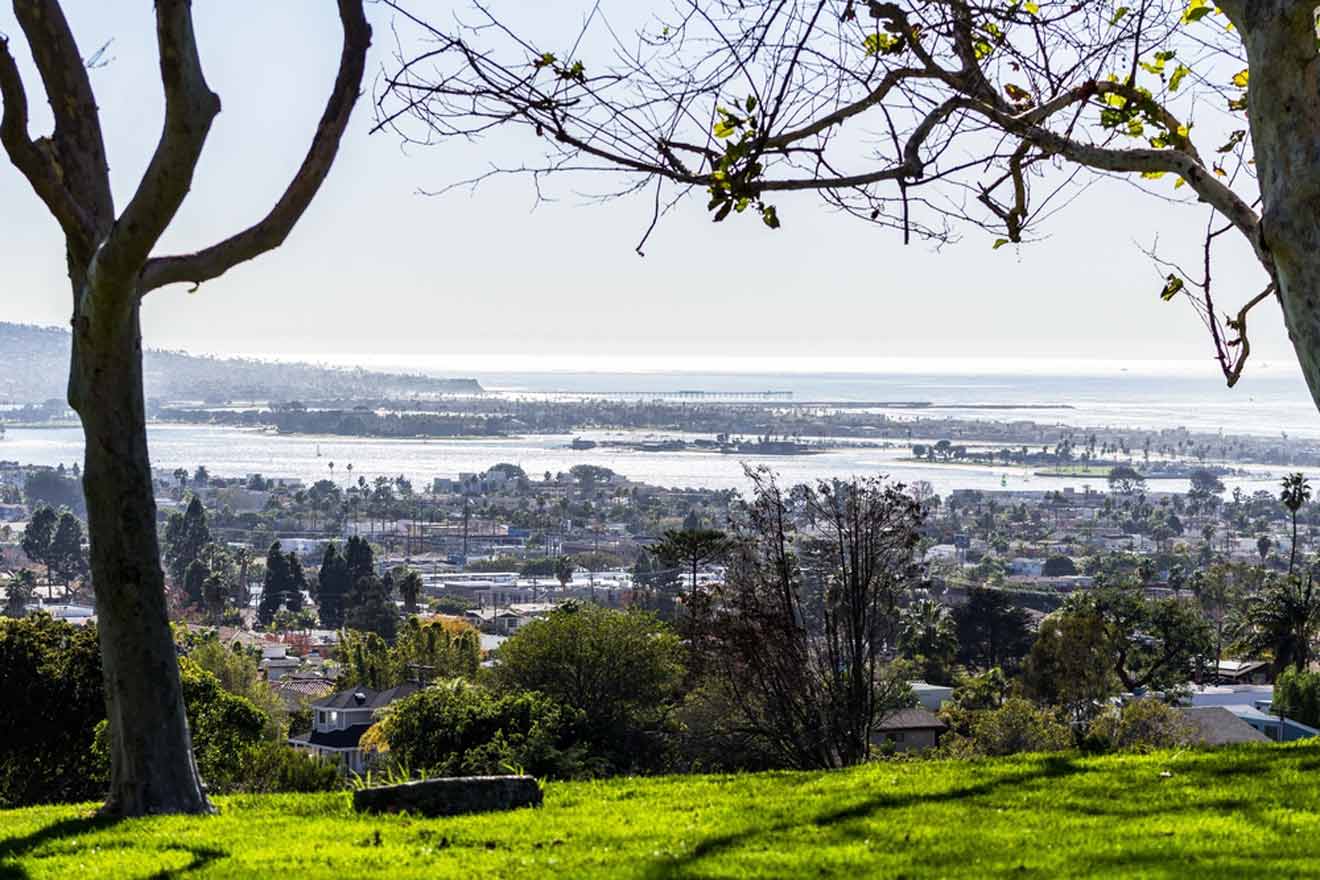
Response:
[11, 0, 113, 232]
[97, 0, 220, 286]
[0, 33, 95, 254]
[138, 0, 372, 294]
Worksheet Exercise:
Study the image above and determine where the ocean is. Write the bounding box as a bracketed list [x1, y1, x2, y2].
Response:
[5, 359, 1317, 495]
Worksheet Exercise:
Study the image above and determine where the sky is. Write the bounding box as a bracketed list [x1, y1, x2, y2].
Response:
[0, 1, 1301, 382]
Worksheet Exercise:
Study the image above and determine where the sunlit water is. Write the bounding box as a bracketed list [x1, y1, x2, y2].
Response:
[5, 363, 1316, 495]
[0, 423, 1290, 496]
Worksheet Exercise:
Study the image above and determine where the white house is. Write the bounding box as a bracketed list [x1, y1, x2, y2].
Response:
[288, 683, 420, 773]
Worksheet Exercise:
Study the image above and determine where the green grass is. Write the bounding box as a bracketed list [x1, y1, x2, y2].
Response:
[5, 743, 1320, 878]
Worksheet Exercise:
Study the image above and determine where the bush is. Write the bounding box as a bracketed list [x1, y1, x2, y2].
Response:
[237, 741, 340, 793]
[0, 615, 104, 807]
[942, 698, 1071, 757]
[371, 679, 595, 779]
[1085, 698, 1196, 754]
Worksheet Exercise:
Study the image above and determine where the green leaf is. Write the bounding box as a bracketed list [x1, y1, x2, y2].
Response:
[992, 238, 1011, 250]
[1169, 64, 1191, 92]
[1159, 275, 1185, 301]
[761, 204, 781, 229]
[1216, 130, 1246, 153]
[1110, 6, 1130, 26]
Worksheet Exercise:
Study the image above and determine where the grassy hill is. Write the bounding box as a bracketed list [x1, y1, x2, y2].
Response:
[3, 743, 1319, 878]
[0, 323, 480, 404]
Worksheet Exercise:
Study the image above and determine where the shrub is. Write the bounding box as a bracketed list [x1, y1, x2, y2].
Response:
[952, 698, 1072, 757]
[1085, 698, 1197, 753]
[237, 741, 340, 793]
[370, 679, 595, 779]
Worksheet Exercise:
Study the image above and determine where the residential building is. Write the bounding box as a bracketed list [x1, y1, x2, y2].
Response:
[288, 683, 421, 773]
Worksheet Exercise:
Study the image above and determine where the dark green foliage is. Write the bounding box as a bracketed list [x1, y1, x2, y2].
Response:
[954, 587, 1035, 671]
[648, 527, 731, 591]
[22, 469, 83, 514]
[184, 558, 210, 608]
[0, 615, 104, 807]
[163, 496, 212, 586]
[395, 567, 423, 614]
[1273, 666, 1320, 728]
[235, 742, 340, 794]
[20, 505, 56, 583]
[344, 573, 398, 641]
[338, 618, 481, 689]
[259, 542, 307, 627]
[493, 603, 684, 771]
[1244, 574, 1320, 675]
[1042, 555, 1077, 577]
[317, 543, 351, 629]
[177, 659, 268, 790]
[376, 680, 592, 779]
[45, 511, 86, 586]
[2, 570, 36, 617]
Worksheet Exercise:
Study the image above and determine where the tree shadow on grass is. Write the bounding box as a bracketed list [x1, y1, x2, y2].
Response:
[644, 755, 1086, 879]
[0, 814, 225, 880]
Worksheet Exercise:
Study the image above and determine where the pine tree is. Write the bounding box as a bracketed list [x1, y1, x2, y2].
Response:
[3, 570, 37, 617]
[48, 512, 88, 587]
[345, 572, 397, 641]
[163, 497, 211, 586]
[317, 543, 351, 629]
[258, 542, 291, 627]
[20, 505, 57, 590]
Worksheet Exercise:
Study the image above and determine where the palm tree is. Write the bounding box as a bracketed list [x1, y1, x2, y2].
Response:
[897, 599, 959, 684]
[1282, 473, 1312, 574]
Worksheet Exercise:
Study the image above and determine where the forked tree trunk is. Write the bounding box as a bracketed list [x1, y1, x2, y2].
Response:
[70, 285, 210, 816]
[1228, 3, 1320, 408]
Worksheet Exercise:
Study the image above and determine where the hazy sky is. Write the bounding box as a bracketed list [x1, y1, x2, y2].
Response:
[0, 2, 1300, 381]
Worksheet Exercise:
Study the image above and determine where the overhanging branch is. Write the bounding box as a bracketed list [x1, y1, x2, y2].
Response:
[139, 0, 372, 294]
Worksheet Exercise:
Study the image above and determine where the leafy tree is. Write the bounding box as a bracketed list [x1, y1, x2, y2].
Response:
[1107, 466, 1146, 497]
[368, 679, 590, 779]
[344, 573, 398, 641]
[554, 555, 575, 589]
[316, 542, 351, 629]
[184, 636, 288, 739]
[0, 0, 370, 815]
[493, 603, 684, 770]
[23, 470, 83, 514]
[953, 587, 1034, 672]
[3, 570, 36, 617]
[1189, 469, 1226, 500]
[952, 698, 1072, 758]
[48, 511, 87, 587]
[183, 558, 210, 609]
[20, 505, 56, 590]
[1024, 610, 1117, 723]
[257, 542, 306, 627]
[649, 527, 732, 592]
[1281, 473, 1312, 574]
[163, 496, 211, 587]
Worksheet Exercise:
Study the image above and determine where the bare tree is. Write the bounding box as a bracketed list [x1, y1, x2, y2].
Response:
[0, 1, 370, 815]
[694, 468, 922, 768]
[378, 0, 1320, 404]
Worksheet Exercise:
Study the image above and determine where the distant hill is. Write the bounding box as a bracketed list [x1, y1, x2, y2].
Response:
[0, 323, 481, 404]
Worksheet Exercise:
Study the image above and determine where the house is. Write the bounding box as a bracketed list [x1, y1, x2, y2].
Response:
[1215, 659, 1272, 685]
[259, 644, 301, 682]
[288, 683, 420, 773]
[1179, 707, 1270, 745]
[911, 681, 954, 712]
[270, 676, 337, 712]
[873, 707, 948, 753]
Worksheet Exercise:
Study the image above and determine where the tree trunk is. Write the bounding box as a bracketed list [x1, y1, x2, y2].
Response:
[1231, 4, 1320, 408]
[70, 288, 211, 816]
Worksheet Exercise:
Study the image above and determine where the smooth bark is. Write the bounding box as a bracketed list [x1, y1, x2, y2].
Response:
[0, 0, 370, 816]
